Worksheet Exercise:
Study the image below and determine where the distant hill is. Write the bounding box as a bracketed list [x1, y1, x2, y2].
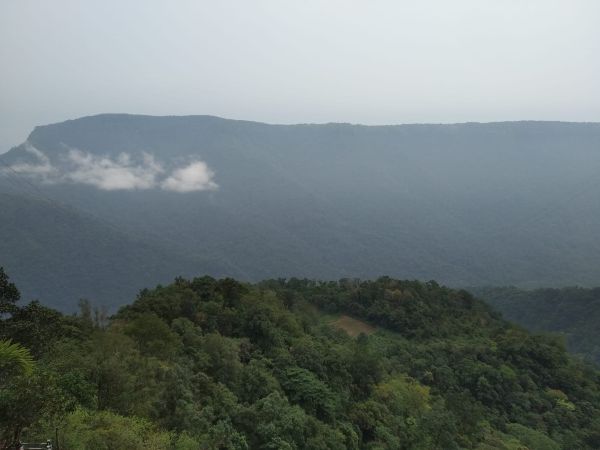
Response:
[472, 286, 600, 364]
[2, 114, 600, 309]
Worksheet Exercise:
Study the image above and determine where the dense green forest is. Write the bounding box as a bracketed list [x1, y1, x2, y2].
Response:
[2, 268, 600, 449]
[473, 286, 600, 365]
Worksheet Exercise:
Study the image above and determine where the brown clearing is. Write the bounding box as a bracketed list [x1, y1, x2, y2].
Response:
[331, 315, 376, 337]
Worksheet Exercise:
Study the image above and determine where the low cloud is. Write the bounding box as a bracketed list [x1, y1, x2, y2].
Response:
[65, 150, 163, 190]
[1, 143, 57, 178]
[2, 144, 218, 193]
[161, 161, 217, 192]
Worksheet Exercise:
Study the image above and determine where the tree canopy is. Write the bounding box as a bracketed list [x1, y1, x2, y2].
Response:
[1, 271, 600, 449]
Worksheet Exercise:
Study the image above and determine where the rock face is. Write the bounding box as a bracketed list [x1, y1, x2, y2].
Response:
[2, 114, 600, 309]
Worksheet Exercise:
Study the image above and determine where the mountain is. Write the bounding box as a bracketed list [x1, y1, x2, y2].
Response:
[472, 286, 600, 364]
[2, 114, 600, 309]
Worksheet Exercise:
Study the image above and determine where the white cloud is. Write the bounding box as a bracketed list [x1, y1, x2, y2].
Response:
[2, 143, 57, 178]
[1, 145, 218, 193]
[65, 149, 163, 190]
[161, 161, 218, 192]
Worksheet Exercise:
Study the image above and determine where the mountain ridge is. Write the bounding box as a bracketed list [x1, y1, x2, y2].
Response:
[7, 114, 600, 156]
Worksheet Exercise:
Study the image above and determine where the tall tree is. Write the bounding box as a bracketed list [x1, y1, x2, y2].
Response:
[0, 267, 20, 315]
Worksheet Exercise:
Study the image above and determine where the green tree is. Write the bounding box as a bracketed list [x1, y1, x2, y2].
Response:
[0, 267, 20, 315]
[124, 313, 180, 359]
[58, 408, 178, 450]
[279, 366, 339, 422]
[0, 368, 71, 447]
[0, 339, 34, 381]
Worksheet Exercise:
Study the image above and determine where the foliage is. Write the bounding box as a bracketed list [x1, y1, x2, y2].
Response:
[2, 270, 600, 448]
[0, 339, 34, 379]
[56, 408, 193, 450]
[0, 368, 73, 447]
[473, 286, 600, 364]
[0, 267, 20, 315]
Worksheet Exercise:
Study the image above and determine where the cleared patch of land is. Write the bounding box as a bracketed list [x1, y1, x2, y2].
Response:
[331, 315, 376, 337]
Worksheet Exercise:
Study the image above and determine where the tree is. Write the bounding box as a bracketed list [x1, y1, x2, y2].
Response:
[57, 408, 178, 450]
[279, 366, 339, 422]
[0, 339, 34, 381]
[3, 301, 74, 356]
[0, 267, 20, 316]
[0, 368, 71, 448]
[124, 313, 180, 359]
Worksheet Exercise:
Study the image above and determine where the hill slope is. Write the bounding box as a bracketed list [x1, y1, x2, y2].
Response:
[0, 191, 233, 309]
[473, 286, 600, 365]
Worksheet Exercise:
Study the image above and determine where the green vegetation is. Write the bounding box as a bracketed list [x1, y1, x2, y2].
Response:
[0, 340, 34, 377]
[2, 268, 600, 449]
[473, 286, 600, 364]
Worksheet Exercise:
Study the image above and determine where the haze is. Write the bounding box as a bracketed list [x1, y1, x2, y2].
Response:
[1, 0, 599, 152]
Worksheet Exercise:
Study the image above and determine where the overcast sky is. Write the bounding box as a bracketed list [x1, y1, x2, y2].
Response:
[1, 0, 599, 152]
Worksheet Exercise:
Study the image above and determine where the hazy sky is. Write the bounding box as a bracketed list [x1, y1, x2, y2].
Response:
[1, 0, 599, 151]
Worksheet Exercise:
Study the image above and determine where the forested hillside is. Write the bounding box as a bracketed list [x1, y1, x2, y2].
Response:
[473, 286, 600, 365]
[0, 192, 229, 308]
[2, 269, 600, 449]
[2, 115, 600, 310]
